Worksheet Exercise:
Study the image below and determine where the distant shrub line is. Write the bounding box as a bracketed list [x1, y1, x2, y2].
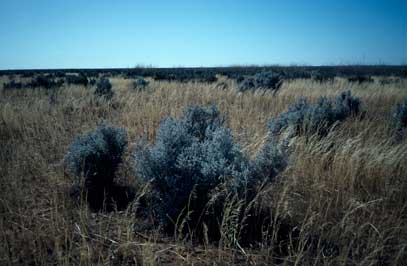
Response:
[4, 65, 403, 90]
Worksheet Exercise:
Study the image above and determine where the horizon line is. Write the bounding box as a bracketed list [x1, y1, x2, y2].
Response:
[1, 63, 407, 71]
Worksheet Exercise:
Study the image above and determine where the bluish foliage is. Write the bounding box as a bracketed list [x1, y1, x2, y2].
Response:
[134, 105, 289, 238]
[95, 78, 113, 99]
[65, 125, 127, 186]
[3, 80, 23, 90]
[34, 75, 64, 89]
[333, 90, 361, 121]
[238, 77, 256, 92]
[269, 91, 360, 136]
[89, 78, 97, 86]
[65, 125, 129, 210]
[134, 106, 252, 228]
[268, 97, 309, 135]
[4, 75, 65, 90]
[238, 71, 283, 92]
[250, 140, 288, 185]
[311, 70, 336, 82]
[253, 71, 283, 91]
[391, 97, 407, 141]
[347, 75, 374, 83]
[132, 78, 149, 90]
[66, 73, 89, 86]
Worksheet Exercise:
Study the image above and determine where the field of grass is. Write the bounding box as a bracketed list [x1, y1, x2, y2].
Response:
[1, 75, 406, 265]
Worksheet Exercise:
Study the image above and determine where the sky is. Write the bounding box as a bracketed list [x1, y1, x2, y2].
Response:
[0, 0, 406, 69]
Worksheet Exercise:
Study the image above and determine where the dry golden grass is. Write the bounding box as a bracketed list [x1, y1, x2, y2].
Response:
[0, 76, 406, 265]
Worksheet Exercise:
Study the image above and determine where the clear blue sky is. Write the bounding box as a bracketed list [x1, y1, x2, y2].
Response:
[0, 0, 406, 69]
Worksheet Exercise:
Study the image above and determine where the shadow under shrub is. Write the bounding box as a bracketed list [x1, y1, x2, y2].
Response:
[65, 124, 135, 211]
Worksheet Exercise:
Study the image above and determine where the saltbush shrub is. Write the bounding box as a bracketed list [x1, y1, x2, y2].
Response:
[250, 140, 288, 185]
[311, 70, 335, 82]
[89, 78, 97, 86]
[200, 74, 217, 83]
[3, 80, 23, 90]
[134, 106, 249, 229]
[65, 125, 133, 211]
[254, 71, 283, 90]
[269, 91, 360, 137]
[280, 69, 312, 80]
[27, 75, 64, 89]
[66, 73, 89, 86]
[238, 77, 256, 92]
[134, 105, 287, 241]
[391, 97, 407, 141]
[132, 78, 149, 90]
[95, 78, 114, 99]
[347, 75, 374, 83]
[238, 71, 283, 92]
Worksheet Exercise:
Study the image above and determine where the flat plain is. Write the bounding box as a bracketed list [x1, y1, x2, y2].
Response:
[1, 73, 406, 265]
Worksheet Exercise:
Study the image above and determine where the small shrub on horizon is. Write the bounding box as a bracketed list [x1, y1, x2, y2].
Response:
[132, 78, 149, 90]
[95, 77, 114, 99]
[238, 71, 283, 93]
[66, 73, 89, 86]
[347, 75, 374, 83]
[89, 78, 97, 86]
[311, 70, 336, 82]
[254, 71, 283, 91]
[28, 75, 64, 89]
[3, 80, 23, 90]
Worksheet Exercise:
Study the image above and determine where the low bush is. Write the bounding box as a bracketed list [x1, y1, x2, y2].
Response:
[4, 76, 63, 90]
[28, 75, 64, 89]
[390, 97, 407, 141]
[3, 80, 23, 90]
[200, 74, 217, 83]
[311, 70, 336, 82]
[254, 71, 283, 90]
[66, 73, 89, 86]
[134, 105, 287, 242]
[95, 78, 114, 99]
[237, 77, 256, 92]
[134, 106, 247, 230]
[65, 125, 133, 211]
[132, 78, 149, 90]
[89, 78, 97, 86]
[269, 91, 360, 137]
[250, 140, 288, 185]
[280, 69, 312, 80]
[347, 75, 374, 83]
[238, 71, 283, 92]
